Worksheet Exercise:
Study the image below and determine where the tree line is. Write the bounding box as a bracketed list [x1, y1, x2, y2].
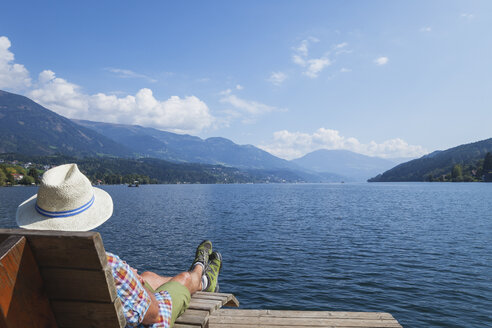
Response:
[0, 154, 303, 186]
[427, 152, 492, 182]
[0, 164, 41, 186]
[0, 161, 159, 186]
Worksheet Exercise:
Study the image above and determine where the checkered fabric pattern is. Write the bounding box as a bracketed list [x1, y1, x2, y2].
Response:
[107, 252, 172, 327]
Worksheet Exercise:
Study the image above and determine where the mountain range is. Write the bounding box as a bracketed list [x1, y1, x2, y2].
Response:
[0, 90, 131, 157]
[0, 90, 326, 181]
[75, 119, 403, 181]
[73, 119, 297, 171]
[9, 89, 479, 182]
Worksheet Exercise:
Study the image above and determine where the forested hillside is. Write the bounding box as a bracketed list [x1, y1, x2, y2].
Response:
[369, 138, 492, 182]
[0, 154, 308, 185]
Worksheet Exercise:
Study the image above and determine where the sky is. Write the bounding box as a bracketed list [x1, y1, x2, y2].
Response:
[1, 1, 491, 160]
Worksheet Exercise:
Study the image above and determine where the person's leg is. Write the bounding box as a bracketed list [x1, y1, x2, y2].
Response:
[140, 241, 215, 326]
[141, 263, 203, 294]
[144, 265, 201, 327]
[169, 264, 203, 294]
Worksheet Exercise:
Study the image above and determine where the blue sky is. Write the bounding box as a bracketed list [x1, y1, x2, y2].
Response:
[1, 1, 491, 159]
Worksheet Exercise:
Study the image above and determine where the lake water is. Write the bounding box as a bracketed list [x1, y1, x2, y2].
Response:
[1, 183, 491, 327]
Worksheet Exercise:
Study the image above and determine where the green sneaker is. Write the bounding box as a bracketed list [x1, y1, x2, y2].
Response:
[204, 251, 222, 292]
[190, 240, 212, 271]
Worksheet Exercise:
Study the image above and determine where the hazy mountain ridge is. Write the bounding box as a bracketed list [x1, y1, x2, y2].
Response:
[369, 138, 492, 182]
[74, 120, 403, 181]
[73, 119, 300, 170]
[0, 90, 132, 157]
[291, 149, 398, 181]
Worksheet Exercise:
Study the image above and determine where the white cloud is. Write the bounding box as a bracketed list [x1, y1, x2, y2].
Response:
[305, 58, 331, 78]
[220, 93, 278, 116]
[0, 36, 215, 134]
[460, 13, 474, 19]
[296, 40, 310, 57]
[295, 37, 319, 57]
[217, 91, 278, 126]
[292, 38, 331, 78]
[28, 70, 214, 133]
[268, 71, 287, 85]
[29, 70, 89, 118]
[420, 27, 432, 32]
[219, 88, 232, 96]
[258, 128, 427, 160]
[333, 42, 352, 55]
[374, 56, 389, 66]
[292, 54, 306, 66]
[340, 68, 352, 73]
[0, 36, 31, 91]
[334, 42, 348, 49]
[235, 84, 243, 90]
[105, 67, 157, 83]
[195, 77, 210, 83]
[218, 89, 284, 124]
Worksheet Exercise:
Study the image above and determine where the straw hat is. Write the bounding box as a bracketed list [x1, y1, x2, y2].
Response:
[16, 164, 113, 231]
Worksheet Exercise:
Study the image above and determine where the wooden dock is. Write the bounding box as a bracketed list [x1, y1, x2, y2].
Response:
[176, 292, 403, 328]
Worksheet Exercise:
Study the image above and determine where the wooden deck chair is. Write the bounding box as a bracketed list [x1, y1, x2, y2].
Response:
[0, 229, 239, 328]
[0, 228, 125, 328]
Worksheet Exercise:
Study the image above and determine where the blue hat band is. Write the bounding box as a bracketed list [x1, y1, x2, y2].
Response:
[35, 194, 95, 218]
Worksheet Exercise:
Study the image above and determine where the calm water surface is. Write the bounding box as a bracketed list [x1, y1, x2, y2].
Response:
[1, 183, 491, 327]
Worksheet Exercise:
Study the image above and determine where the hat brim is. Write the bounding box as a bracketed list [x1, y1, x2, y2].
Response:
[16, 187, 113, 231]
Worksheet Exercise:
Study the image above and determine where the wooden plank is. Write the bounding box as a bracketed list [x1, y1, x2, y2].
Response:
[113, 297, 127, 327]
[191, 294, 229, 302]
[209, 325, 399, 328]
[52, 300, 126, 328]
[188, 298, 224, 312]
[0, 229, 96, 238]
[193, 292, 239, 307]
[208, 314, 402, 327]
[41, 266, 117, 302]
[0, 229, 107, 270]
[174, 311, 209, 327]
[0, 236, 22, 315]
[194, 291, 233, 297]
[189, 298, 224, 307]
[175, 293, 241, 328]
[0, 236, 57, 328]
[174, 324, 202, 328]
[213, 309, 395, 320]
[175, 308, 209, 320]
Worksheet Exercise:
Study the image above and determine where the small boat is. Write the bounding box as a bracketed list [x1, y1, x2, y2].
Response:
[128, 180, 140, 187]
